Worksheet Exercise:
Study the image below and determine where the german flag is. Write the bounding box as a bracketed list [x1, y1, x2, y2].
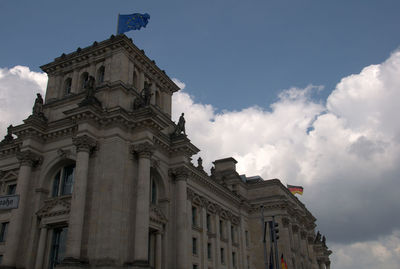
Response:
[287, 184, 304, 195]
[281, 254, 288, 269]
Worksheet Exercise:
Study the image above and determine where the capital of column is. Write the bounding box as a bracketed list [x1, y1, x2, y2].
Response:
[168, 166, 190, 182]
[72, 135, 97, 153]
[16, 150, 42, 167]
[131, 141, 154, 159]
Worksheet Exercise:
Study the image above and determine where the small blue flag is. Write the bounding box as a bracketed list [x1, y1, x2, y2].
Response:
[117, 13, 150, 34]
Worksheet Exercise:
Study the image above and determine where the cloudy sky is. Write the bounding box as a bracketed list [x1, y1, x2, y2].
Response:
[1, 1, 400, 268]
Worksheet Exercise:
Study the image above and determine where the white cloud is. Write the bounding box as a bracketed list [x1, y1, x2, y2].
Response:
[0, 66, 47, 138]
[331, 231, 400, 269]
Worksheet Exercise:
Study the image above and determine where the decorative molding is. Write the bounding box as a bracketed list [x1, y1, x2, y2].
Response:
[169, 166, 191, 182]
[16, 150, 42, 167]
[130, 141, 154, 159]
[150, 205, 167, 224]
[72, 135, 97, 153]
[37, 196, 71, 218]
[187, 187, 240, 225]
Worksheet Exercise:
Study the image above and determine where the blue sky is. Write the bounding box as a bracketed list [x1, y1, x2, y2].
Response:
[1, 0, 400, 110]
[2, 1, 400, 268]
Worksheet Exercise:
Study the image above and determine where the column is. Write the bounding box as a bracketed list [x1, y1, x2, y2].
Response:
[2, 150, 41, 267]
[132, 142, 154, 266]
[139, 72, 145, 90]
[170, 167, 190, 269]
[64, 135, 96, 262]
[239, 214, 247, 269]
[214, 213, 221, 269]
[34, 226, 48, 269]
[155, 232, 162, 269]
[202, 207, 208, 268]
[318, 260, 325, 269]
[227, 219, 233, 268]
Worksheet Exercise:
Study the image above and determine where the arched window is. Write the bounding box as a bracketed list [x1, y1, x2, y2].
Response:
[52, 164, 75, 197]
[80, 72, 89, 89]
[133, 71, 138, 89]
[64, 78, 72, 95]
[97, 66, 105, 83]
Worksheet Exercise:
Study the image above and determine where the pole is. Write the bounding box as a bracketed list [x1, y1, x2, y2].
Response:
[272, 216, 280, 269]
[116, 13, 120, 35]
[261, 206, 268, 269]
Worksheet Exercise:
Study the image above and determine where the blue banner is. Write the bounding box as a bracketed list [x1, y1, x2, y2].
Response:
[118, 13, 150, 34]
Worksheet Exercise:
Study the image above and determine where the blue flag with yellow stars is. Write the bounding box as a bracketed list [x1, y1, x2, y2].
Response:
[117, 13, 150, 34]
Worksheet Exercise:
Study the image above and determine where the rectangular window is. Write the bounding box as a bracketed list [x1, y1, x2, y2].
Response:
[0, 222, 9, 242]
[220, 248, 225, 264]
[192, 237, 197, 255]
[207, 242, 212, 259]
[49, 227, 68, 269]
[193, 265, 198, 269]
[232, 252, 236, 267]
[206, 213, 211, 232]
[245, 230, 249, 246]
[219, 220, 224, 238]
[7, 184, 16, 195]
[231, 225, 235, 242]
[192, 207, 197, 227]
[247, 256, 250, 269]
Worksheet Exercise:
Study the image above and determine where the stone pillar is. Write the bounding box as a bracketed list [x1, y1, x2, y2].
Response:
[239, 215, 247, 269]
[170, 167, 190, 269]
[64, 135, 96, 263]
[227, 219, 233, 268]
[214, 213, 221, 269]
[140, 72, 145, 91]
[155, 232, 162, 269]
[132, 142, 154, 266]
[202, 207, 208, 268]
[318, 260, 325, 269]
[2, 150, 41, 267]
[34, 226, 48, 269]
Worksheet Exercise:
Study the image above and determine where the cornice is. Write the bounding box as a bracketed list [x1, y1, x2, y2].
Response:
[0, 142, 20, 159]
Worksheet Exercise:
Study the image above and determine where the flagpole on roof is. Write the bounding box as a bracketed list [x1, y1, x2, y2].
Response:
[116, 13, 120, 35]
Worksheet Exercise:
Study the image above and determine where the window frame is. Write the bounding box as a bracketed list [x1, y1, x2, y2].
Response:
[51, 164, 75, 197]
[0, 222, 9, 242]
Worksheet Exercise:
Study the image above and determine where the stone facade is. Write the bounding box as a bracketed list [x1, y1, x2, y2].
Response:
[0, 34, 331, 269]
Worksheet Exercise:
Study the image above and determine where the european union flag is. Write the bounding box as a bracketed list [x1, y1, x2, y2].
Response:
[117, 13, 150, 34]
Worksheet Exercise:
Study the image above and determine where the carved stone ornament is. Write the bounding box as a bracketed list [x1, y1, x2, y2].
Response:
[16, 150, 42, 167]
[300, 230, 307, 240]
[72, 135, 97, 153]
[282, 217, 290, 228]
[131, 142, 155, 159]
[168, 166, 190, 181]
[187, 188, 195, 201]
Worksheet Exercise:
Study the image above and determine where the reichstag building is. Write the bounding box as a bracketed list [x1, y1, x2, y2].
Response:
[0, 34, 331, 269]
